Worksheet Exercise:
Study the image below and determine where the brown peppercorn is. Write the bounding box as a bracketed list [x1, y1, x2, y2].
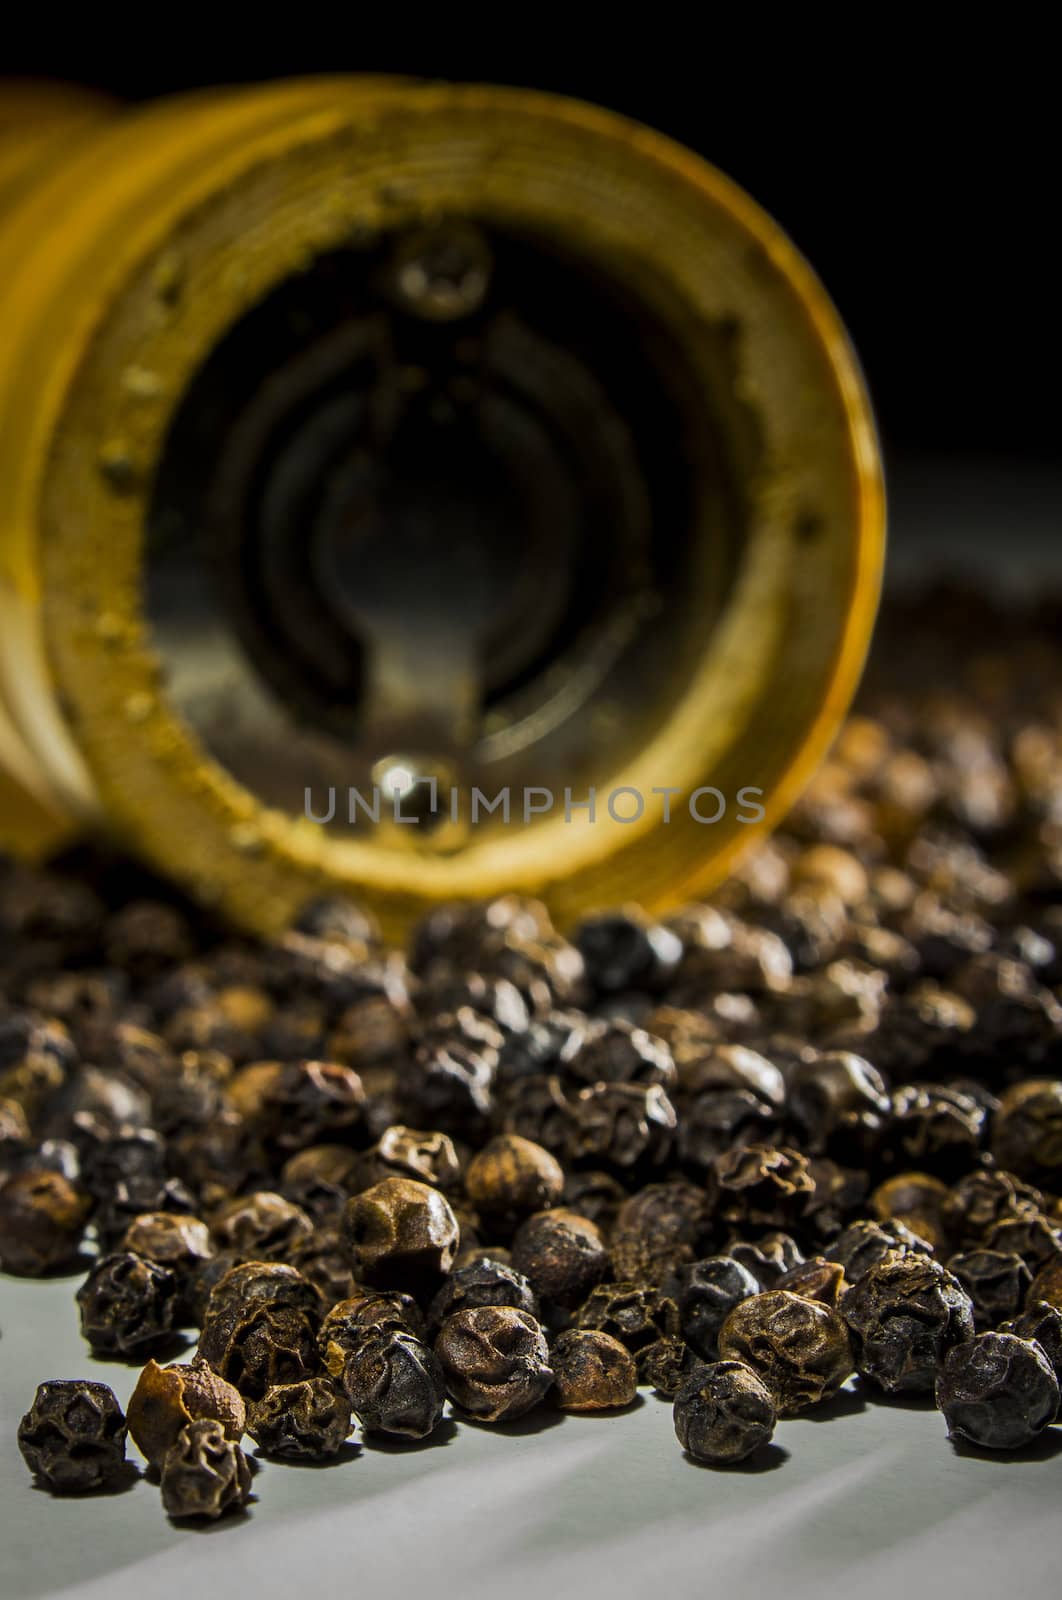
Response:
[509, 1209, 610, 1311]
[771, 1246, 847, 1303]
[211, 1190, 314, 1261]
[343, 1176, 459, 1292]
[160, 1418, 251, 1520]
[318, 1291, 425, 1377]
[280, 1143, 363, 1195]
[608, 1182, 708, 1286]
[18, 1379, 128, 1493]
[575, 1281, 680, 1352]
[719, 1290, 854, 1414]
[464, 1135, 565, 1228]
[569, 1082, 677, 1172]
[120, 1211, 215, 1315]
[434, 1306, 553, 1422]
[990, 1080, 1062, 1187]
[870, 1172, 953, 1255]
[639, 1335, 697, 1396]
[229, 1058, 365, 1154]
[0, 1168, 90, 1274]
[204, 1259, 322, 1324]
[126, 1356, 246, 1467]
[357, 1125, 461, 1191]
[246, 1377, 352, 1459]
[1029, 1254, 1062, 1311]
[550, 1328, 638, 1411]
[714, 1144, 815, 1229]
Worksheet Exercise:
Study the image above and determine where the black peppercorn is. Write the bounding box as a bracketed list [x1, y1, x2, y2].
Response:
[569, 1082, 676, 1172]
[823, 1218, 931, 1283]
[999, 1301, 1062, 1384]
[318, 1291, 425, 1378]
[427, 1258, 539, 1333]
[342, 1328, 447, 1438]
[673, 1257, 760, 1360]
[550, 1328, 638, 1411]
[434, 1306, 553, 1423]
[936, 1332, 1059, 1450]
[247, 1377, 352, 1459]
[718, 1291, 853, 1414]
[673, 1359, 777, 1465]
[841, 1256, 976, 1393]
[714, 1144, 815, 1230]
[18, 1379, 128, 1493]
[728, 1233, 805, 1290]
[77, 1251, 179, 1355]
[946, 1249, 1032, 1331]
[573, 908, 683, 995]
[563, 1019, 677, 1090]
[160, 1418, 252, 1520]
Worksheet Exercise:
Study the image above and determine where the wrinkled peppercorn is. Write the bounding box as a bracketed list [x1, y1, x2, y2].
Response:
[718, 1291, 853, 1413]
[18, 1380, 128, 1493]
[342, 1328, 447, 1438]
[639, 1334, 697, 1396]
[435, 1306, 553, 1423]
[77, 1251, 179, 1355]
[609, 1182, 707, 1285]
[575, 1282, 679, 1352]
[126, 1356, 246, 1466]
[318, 1291, 425, 1378]
[946, 1249, 1032, 1330]
[197, 1294, 318, 1400]
[246, 1377, 352, 1459]
[841, 1256, 976, 1393]
[550, 1328, 638, 1411]
[999, 1301, 1062, 1383]
[160, 1418, 252, 1520]
[427, 1257, 538, 1332]
[673, 1257, 760, 1359]
[673, 1359, 777, 1464]
[937, 1332, 1059, 1450]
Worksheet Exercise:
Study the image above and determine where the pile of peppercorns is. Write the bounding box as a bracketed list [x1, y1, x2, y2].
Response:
[3, 585, 1062, 1519]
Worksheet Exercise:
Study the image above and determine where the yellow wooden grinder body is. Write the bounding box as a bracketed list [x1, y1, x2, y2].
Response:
[0, 78, 884, 938]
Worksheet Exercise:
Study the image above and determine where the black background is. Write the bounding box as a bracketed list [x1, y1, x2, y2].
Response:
[4, 33, 1056, 466]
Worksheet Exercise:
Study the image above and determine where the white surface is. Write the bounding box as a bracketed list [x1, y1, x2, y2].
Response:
[2, 1271, 1061, 1600]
